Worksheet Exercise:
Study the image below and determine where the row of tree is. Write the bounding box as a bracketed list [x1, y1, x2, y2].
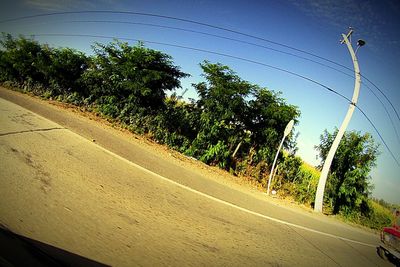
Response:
[0, 33, 299, 172]
[0, 33, 385, 226]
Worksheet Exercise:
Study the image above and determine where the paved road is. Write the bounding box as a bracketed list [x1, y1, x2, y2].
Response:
[0, 88, 391, 266]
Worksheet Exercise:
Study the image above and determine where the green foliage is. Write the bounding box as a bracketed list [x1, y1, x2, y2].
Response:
[247, 89, 300, 163]
[372, 197, 399, 211]
[278, 153, 302, 183]
[81, 40, 189, 113]
[316, 129, 379, 215]
[45, 47, 88, 95]
[200, 140, 231, 168]
[292, 163, 320, 204]
[0, 33, 88, 97]
[189, 61, 300, 173]
[162, 95, 200, 143]
[339, 200, 394, 230]
[96, 95, 121, 118]
[189, 61, 253, 165]
[0, 33, 46, 84]
[274, 155, 319, 205]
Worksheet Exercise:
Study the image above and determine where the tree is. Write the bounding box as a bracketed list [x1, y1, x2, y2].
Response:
[0, 33, 49, 85]
[316, 129, 379, 215]
[81, 40, 189, 115]
[246, 88, 300, 163]
[189, 61, 254, 167]
[0, 34, 88, 96]
[188, 61, 300, 172]
[45, 47, 89, 95]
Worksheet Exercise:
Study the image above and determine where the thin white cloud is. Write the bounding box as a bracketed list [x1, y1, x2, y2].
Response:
[287, 0, 400, 55]
[23, 0, 115, 11]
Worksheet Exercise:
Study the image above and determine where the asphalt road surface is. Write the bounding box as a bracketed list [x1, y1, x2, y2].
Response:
[0, 88, 392, 266]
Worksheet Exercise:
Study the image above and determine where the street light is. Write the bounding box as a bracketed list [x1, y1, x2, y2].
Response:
[314, 29, 364, 212]
[267, 119, 294, 195]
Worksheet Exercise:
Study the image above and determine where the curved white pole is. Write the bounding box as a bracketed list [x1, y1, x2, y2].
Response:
[314, 32, 362, 212]
[267, 120, 294, 195]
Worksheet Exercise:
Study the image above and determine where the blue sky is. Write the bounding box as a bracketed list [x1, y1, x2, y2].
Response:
[1, 0, 399, 204]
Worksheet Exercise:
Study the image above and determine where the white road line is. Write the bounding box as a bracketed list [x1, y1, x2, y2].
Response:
[80, 133, 377, 248]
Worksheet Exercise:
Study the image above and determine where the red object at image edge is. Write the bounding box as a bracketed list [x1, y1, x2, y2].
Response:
[383, 227, 400, 238]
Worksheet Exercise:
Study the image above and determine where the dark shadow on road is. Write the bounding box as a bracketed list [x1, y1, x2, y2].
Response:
[0, 226, 110, 267]
[376, 246, 400, 266]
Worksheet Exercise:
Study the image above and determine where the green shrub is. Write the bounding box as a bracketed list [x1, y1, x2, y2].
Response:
[340, 200, 394, 230]
[293, 163, 320, 204]
[96, 95, 120, 118]
[200, 140, 231, 168]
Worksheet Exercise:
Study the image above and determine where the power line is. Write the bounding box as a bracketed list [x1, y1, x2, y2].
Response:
[363, 82, 400, 145]
[58, 20, 355, 78]
[362, 75, 400, 123]
[28, 32, 400, 166]
[356, 106, 400, 166]
[54, 19, 400, 144]
[2, 10, 399, 125]
[32, 33, 352, 100]
[0, 11, 356, 71]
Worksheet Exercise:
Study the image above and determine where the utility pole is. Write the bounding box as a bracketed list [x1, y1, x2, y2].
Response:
[314, 28, 365, 212]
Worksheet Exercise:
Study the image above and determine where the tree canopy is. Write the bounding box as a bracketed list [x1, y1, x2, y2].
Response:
[0, 33, 88, 95]
[316, 129, 380, 215]
[82, 40, 189, 113]
[188, 61, 300, 171]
